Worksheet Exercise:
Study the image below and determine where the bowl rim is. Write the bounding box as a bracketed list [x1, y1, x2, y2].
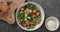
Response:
[16, 2, 45, 31]
[45, 16, 59, 31]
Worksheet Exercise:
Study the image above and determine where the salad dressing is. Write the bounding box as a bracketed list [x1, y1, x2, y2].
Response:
[47, 20, 56, 29]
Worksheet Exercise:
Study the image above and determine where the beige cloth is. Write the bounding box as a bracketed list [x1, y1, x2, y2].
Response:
[0, 0, 25, 24]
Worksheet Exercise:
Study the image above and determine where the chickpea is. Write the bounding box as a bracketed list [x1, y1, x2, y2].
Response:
[30, 21, 34, 25]
[26, 9, 30, 14]
[33, 9, 37, 13]
[36, 12, 40, 16]
[25, 20, 29, 25]
[23, 23, 27, 27]
[32, 14, 36, 18]
[36, 19, 41, 24]
[20, 7, 24, 11]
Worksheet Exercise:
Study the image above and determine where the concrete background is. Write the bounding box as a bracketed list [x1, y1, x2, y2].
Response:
[0, 0, 60, 32]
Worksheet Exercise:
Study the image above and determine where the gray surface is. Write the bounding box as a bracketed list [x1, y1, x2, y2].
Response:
[0, 0, 60, 32]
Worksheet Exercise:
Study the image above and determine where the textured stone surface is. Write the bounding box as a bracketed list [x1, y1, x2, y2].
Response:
[0, 0, 60, 32]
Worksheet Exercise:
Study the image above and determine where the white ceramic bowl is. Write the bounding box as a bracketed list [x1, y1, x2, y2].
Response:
[16, 2, 45, 31]
[45, 16, 59, 31]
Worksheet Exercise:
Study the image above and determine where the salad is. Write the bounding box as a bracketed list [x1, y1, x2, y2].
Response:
[17, 3, 41, 29]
